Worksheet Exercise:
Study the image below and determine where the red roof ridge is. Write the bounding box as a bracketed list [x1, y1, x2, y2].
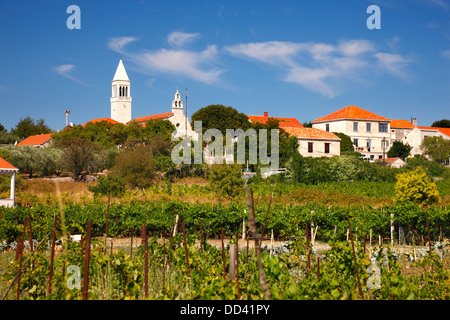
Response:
[82, 118, 120, 127]
[284, 127, 340, 140]
[0, 156, 18, 170]
[247, 114, 304, 128]
[390, 119, 414, 128]
[312, 105, 390, 123]
[17, 133, 53, 146]
[131, 112, 174, 124]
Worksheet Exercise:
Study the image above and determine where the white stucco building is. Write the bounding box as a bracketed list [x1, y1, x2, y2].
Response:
[131, 90, 197, 140]
[312, 105, 391, 160]
[284, 127, 341, 158]
[0, 157, 18, 208]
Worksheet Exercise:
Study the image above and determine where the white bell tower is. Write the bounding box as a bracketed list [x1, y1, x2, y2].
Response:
[172, 89, 183, 110]
[110, 59, 132, 124]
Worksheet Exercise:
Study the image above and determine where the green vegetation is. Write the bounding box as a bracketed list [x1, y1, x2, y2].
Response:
[394, 166, 440, 207]
[387, 140, 412, 160]
[421, 136, 450, 164]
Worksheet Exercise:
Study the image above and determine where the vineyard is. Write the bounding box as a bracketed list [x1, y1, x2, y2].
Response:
[1, 180, 449, 301]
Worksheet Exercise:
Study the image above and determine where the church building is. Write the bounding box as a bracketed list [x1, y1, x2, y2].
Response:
[83, 59, 196, 140]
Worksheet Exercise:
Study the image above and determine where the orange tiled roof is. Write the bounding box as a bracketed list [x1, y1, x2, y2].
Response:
[437, 127, 450, 137]
[0, 156, 18, 171]
[248, 115, 303, 128]
[284, 127, 341, 140]
[130, 112, 174, 124]
[312, 105, 390, 123]
[17, 133, 53, 146]
[82, 118, 120, 127]
[375, 157, 402, 164]
[418, 126, 450, 137]
[390, 119, 414, 129]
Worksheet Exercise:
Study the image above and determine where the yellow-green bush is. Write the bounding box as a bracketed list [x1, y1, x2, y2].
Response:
[394, 166, 440, 206]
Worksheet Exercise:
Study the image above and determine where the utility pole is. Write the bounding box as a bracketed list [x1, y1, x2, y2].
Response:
[65, 110, 70, 127]
[185, 88, 187, 137]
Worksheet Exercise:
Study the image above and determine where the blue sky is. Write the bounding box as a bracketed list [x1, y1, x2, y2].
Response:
[0, 0, 449, 132]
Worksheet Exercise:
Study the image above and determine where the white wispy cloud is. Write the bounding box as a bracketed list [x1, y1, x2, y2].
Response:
[373, 52, 411, 80]
[442, 50, 450, 60]
[225, 39, 410, 97]
[167, 32, 200, 48]
[108, 35, 224, 85]
[107, 33, 412, 97]
[108, 36, 139, 55]
[53, 64, 90, 86]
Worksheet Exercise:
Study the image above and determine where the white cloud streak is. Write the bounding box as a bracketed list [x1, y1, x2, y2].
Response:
[167, 32, 200, 48]
[53, 64, 90, 86]
[108, 35, 224, 85]
[225, 39, 411, 97]
[107, 33, 413, 97]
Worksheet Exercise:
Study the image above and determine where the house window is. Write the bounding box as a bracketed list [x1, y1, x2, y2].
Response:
[379, 155, 383, 159]
[326, 124, 330, 132]
[366, 139, 371, 151]
[324, 143, 330, 154]
[366, 123, 371, 132]
[353, 122, 358, 131]
[353, 138, 358, 147]
[379, 123, 388, 133]
[308, 142, 313, 153]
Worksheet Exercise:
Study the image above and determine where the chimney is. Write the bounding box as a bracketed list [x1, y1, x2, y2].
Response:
[412, 117, 417, 126]
[264, 111, 268, 117]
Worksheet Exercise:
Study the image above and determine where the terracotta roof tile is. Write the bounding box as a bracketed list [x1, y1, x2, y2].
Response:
[312, 105, 390, 123]
[390, 119, 414, 129]
[17, 133, 53, 146]
[284, 127, 340, 140]
[418, 126, 450, 137]
[0, 156, 18, 170]
[82, 118, 120, 127]
[248, 115, 303, 128]
[131, 112, 174, 124]
[437, 127, 450, 137]
[375, 157, 401, 164]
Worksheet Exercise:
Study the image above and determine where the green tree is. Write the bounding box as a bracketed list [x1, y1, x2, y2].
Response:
[56, 137, 100, 181]
[421, 136, 450, 163]
[332, 132, 354, 153]
[209, 164, 244, 198]
[142, 119, 176, 142]
[249, 117, 299, 169]
[191, 104, 250, 135]
[387, 140, 412, 160]
[88, 175, 126, 236]
[285, 150, 304, 182]
[394, 166, 440, 206]
[431, 119, 450, 128]
[1, 145, 63, 178]
[111, 145, 156, 188]
[11, 117, 52, 139]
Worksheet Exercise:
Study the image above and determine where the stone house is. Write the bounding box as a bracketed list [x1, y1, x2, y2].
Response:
[312, 105, 391, 161]
[283, 127, 341, 158]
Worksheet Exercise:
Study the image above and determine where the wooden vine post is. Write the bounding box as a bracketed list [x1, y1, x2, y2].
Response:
[82, 220, 92, 300]
[143, 224, 149, 298]
[182, 222, 191, 290]
[48, 213, 57, 295]
[221, 226, 226, 280]
[245, 185, 271, 300]
[347, 217, 364, 300]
